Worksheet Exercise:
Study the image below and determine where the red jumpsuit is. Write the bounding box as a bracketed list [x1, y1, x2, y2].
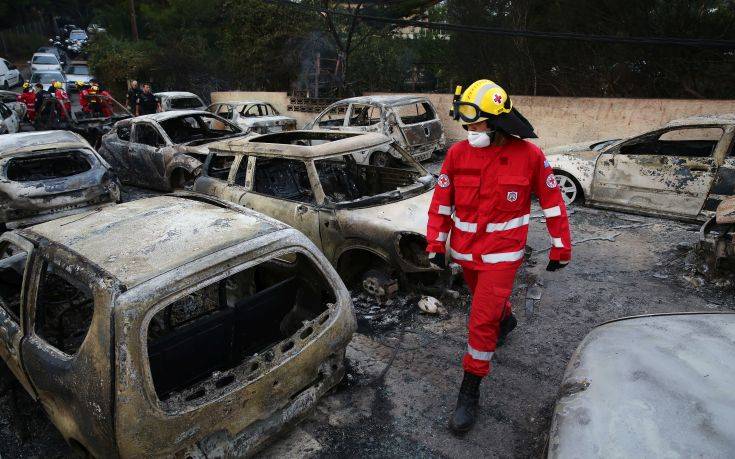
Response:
[18, 91, 37, 121]
[426, 137, 571, 377]
[54, 89, 72, 117]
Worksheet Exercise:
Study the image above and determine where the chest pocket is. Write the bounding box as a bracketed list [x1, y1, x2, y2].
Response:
[495, 175, 530, 212]
[454, 175, 481, 211]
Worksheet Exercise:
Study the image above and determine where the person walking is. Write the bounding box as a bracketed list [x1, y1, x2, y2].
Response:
[425, 79, 572, 434]
[136, 83, 161, 116]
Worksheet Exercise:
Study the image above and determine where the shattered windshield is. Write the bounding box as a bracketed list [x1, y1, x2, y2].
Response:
[315, 144, 433, 208]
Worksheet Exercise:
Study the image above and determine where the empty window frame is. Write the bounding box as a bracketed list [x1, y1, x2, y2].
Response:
[0, 242, 27, 321]
[394, 102, 436, 125]
[134, 124, 165, 147]
[34, 262, 95, 355]
[317, 104, 348, 128]
[207, 154, 236, 180]
[621, 127, 724, 158]
[252, 158, 314, 203]
[5, 150, 92, 182]
[146, 251, 335, 409]
[348, 104, 381, 127]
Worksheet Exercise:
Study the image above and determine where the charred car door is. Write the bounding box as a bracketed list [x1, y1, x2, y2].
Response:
[0, 234, 36, 397]
[129, 122, 168, 188]
[589, 126, 723, 219]
[238, 157, 323, 249]
[314, 103, 349, 131]
[391, 101, 443, 152]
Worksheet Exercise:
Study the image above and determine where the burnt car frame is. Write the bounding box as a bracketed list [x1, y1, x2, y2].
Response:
[207, 100, 297, 135]
[0, 194, 356, 457]
[99, 110, 244, 191]
[305, 95, 446, 166]
[548, 312, 735, 457]
[546, 115, 735, 221]
[194, 130, 446, 298]
[0, 131, 120, 231]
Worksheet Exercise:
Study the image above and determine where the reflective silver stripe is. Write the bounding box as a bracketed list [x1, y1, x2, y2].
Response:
[450, 248, 473, 262]
[486, 214, 530, 233]
[551, 237, 565, 248]
[472, 83, 500, 106]
[467, 344, 494, 361]
[543, 206, 562, 218]
[436, 232, 448, 242]
[438, 205, 454, 216]
[452, 215, 478, 233]
[480, 249, 525, 264]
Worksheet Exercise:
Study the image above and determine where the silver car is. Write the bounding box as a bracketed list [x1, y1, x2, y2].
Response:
[207, 100, 297, 135]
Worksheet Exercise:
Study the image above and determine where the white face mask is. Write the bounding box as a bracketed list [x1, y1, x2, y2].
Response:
[467, 130, 493, 148]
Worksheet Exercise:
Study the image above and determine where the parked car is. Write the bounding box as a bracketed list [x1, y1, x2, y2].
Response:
[98, 110, 244, 191]
[35, 46, 68, 67]
[64, 61, 93, 91]
[155, 91, 206, 112]
[305, 95, 446, 166]
[0, 193, 355, 457]
[0, 58, 21, 89]
[68, 28, 88, 45]
[548, 312, 735, 458]
[29, 70, 66, 92]
[194, 130, 450, 298]
[207, 100, 297, 135]
[0, 101, 19, 134]
[0, 131, 120, 230]
[29, 53, 62, 73]
[547, 114, 735, 221]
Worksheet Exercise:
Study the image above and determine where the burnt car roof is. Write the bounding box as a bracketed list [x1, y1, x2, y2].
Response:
[155, 91, 202, 99]
[134, 110, 213, 123]
[0, 131, 89, 157]
[550, 312, 735, 457]
[334, 95, 433, 107]
[665, 113, 735, 128]
[26, 195, 285, 289]
[208, 130, 392, 159]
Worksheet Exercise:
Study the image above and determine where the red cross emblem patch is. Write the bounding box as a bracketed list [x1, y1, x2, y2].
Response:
[507, 191, 518, 202]
[437, 174, 451, 188]
[493, 93, 503, 104]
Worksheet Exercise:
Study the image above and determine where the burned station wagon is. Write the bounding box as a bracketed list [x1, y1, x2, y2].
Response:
[0, 194, 355, 457]
[305, 95, 446, 166]
[194, 130, 444, 298]
[99, 110, 244, 191]
[0, 131, 120, 231]
[546, 114, 735, 221]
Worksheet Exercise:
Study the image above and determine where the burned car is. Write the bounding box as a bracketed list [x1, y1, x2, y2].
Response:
[98, 110, 244, 191]
[155, 91, 206, 112]
[0, 131, 120, 230]
[548, 312, 735, 458]
[305, 96, 445, 166]
[546, 115, 735, 221]
[207, 100, 297, 135]
[33, 92, 132, 147]
[194, 130, 446, 297]
[0, 194, 355, 457]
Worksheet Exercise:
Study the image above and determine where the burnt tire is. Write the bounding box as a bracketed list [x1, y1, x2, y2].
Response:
[554, 171, 583, 205]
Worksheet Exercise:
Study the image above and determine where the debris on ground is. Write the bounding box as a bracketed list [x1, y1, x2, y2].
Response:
[418, 296, 445, 314]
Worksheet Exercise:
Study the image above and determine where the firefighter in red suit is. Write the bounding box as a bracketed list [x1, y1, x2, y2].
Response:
[425, 80, 572, 434]
[52, 81, 72, 118]
[17, 82, 36, 122]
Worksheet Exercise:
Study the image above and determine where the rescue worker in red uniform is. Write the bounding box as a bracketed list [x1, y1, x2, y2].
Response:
[17, 82, 36, 122]
[52, 81, 72, 118]
[426, 80, 572, 434]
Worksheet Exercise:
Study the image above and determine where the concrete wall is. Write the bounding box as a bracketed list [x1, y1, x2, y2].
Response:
[212, 90, 735, 149]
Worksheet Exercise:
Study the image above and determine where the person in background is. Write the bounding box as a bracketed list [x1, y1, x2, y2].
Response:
[52, 81, 71, 116]
[17, 82, 37, 122]
[136, 83, 161, 116]
[126, 80, 141, 111]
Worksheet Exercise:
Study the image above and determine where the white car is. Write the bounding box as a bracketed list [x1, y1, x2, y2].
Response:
[0, 58, 21, 89]
[206, 100, 297, 135]
[28, 53, 62, 73]
[0, 102, 20, 134]
[155, 91, 206, 112]
[65, 62, 94, 91]
[29, 71, 66, 92]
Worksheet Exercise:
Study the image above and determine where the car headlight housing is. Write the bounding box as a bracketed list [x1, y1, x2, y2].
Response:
[395, 232, 430, 268]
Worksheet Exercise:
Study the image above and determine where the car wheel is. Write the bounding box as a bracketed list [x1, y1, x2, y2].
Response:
[554, 171, 582, 205]
[370, 150, 392, 168]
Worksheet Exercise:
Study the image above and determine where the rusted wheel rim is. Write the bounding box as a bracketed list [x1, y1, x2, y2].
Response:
[555, 174, 578, 205]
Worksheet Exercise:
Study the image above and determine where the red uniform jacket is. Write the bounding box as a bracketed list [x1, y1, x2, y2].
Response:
[18, 91, 36, 120]
[426, 137, 572, 271]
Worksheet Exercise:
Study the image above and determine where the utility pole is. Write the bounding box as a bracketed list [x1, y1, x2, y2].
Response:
[129, 0, 139, 41]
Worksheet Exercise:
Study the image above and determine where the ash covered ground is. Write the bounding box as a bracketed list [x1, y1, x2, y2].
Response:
[2, 168, 735, 458]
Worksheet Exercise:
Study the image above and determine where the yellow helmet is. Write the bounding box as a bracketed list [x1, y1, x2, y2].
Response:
[450, 79, 537, 138]
[22, 82, 30, 89]
[53, 81, 63, 89]
[450, 79, 512, 125]
[90, 85, 99, 93]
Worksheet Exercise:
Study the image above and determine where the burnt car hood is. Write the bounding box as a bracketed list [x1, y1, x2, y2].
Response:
[335, 189, 432, 236]
[240, 116, 296, 128]
[549, 312, 735, 458]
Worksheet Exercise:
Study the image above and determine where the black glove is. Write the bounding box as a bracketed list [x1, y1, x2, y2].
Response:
[429, 252, 446, 270]
[546, 260, 569, 272]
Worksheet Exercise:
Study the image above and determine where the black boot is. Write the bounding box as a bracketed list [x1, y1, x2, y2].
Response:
[497, 313, 518, 347]
[449, 372, 481, 434]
